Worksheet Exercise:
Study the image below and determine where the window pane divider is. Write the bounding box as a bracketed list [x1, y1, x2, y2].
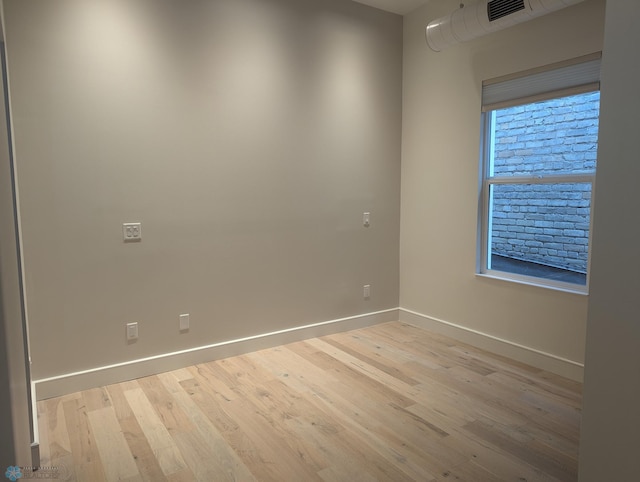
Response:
[487, 174, 594, 184]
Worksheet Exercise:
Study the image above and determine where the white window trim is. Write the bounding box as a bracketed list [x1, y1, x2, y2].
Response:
[478, 59, 600, 294]
[475, 272, 589, 296]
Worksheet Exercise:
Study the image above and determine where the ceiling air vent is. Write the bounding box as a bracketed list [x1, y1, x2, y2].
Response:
[487, 0, 526, 22]
[426, 0, 585, 52]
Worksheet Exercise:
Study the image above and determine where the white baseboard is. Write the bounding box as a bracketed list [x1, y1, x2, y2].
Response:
[399, 308, 584, 382]
[34, 308, 399, 400]
[34, 306, 583, 399]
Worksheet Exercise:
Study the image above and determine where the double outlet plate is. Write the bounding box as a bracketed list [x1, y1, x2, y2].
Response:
[123, 222, 142, 242]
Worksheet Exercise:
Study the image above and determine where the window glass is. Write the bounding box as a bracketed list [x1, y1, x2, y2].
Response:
[480, 90, 599, 291]
[491, 92, 600, 177]
[488, 182, 592, 285]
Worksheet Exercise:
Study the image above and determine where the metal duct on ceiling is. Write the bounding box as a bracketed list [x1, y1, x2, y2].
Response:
[426, 0, 585, 52]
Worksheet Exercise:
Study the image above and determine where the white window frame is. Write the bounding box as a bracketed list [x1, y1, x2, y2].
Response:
[478, 53, 601, 294]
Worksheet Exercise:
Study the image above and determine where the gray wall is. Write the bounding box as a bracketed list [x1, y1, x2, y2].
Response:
[401, 0, 605, 379]
[0, 24, 32, 469]
[3, 0, 402, 381]
[579, 0, 640, 479]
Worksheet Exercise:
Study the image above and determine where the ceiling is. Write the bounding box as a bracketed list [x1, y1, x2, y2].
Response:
[351, 0, 431, 16]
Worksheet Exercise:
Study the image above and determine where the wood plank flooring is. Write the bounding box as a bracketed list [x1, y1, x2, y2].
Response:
[36, 321, 582, 481]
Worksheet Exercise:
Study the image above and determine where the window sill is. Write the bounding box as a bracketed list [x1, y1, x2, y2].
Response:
[476, 271, 589, 296]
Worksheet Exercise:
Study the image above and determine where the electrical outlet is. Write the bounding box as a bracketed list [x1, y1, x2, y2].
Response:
[363, 284, 371, 300]
[126, 322, 138, 341]
[179, 313, 190, 332]
[123, 222, 142, 242]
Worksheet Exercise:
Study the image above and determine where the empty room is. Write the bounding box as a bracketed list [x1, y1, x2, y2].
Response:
[1, 0, 638, 481]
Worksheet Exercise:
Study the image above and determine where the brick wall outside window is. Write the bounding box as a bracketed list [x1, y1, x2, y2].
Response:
[491, 92, 600, 273]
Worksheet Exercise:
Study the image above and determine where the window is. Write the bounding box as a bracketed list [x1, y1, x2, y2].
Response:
[479, 53, 601, 292]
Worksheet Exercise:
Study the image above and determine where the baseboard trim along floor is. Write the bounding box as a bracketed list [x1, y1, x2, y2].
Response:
[399, 308, 584, 382]
[35, 305, 584, 400]
[36, 321, 583, 481]
[34, 308, 400, 400]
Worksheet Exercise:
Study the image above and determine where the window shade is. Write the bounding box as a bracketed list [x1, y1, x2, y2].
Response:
[482, 52, 601, 112]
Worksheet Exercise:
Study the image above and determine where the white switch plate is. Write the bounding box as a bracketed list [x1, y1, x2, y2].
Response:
[179, 313, 190, 332]
[363, 284, 371, 299]
[363, 212, 370, 227]
[123, 222, 142, 242]
[126, 322, 138, 341]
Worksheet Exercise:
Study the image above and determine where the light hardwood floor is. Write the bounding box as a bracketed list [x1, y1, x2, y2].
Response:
[37, 321, 582, 481]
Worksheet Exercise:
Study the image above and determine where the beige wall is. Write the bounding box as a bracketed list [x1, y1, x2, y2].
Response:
[579, 0, 640, 479]
[400, 0, 605, 379]
[3, 0, 402, 381]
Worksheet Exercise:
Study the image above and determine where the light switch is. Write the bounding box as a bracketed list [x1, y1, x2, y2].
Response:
[363, 284, 371, 299]
[179, 314, 190, 332]
[126, 322, 138, 341]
